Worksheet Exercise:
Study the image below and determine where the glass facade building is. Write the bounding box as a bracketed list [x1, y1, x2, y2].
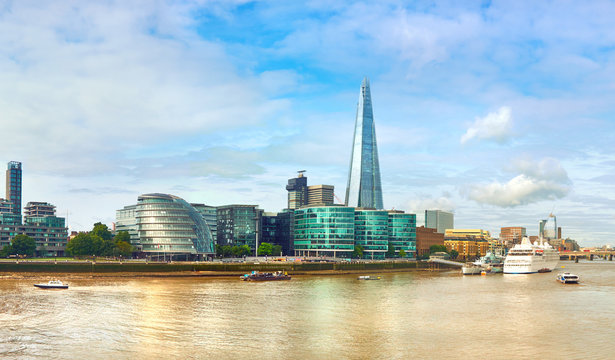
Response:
[191, 203, 218, 241]
[116, 204, 140, 249]
[136, 193, 214, 256]
[216, 205, 260, 251]
[425, 210, 454, 234]
[294, 206, 355, 258]
[6, 161, 22, 220]
[345, 78, 384, 209]
[388, 211, 416, 257]
[286, 173, 308, 210]
[354, 209, 389, 259]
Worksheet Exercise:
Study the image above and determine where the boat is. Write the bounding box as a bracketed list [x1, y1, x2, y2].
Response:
[556, 272, 579, 284]
[34, 280, 69, 289]
[503, 237, 560, 274]
[461, 263, 482, 275]
[240, 271, 291, 281]
[357, 275, 381, 280]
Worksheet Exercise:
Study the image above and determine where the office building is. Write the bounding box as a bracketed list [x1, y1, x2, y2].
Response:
[6, 161, 22, 219]
[274, 210, 294, 256]
[116, 204, 140, 249]
[307, 184, 335, 206]
[345, 78, 384, 209]
[191, 203, 218, 241]
[541, 214, 557, 239]
[286, 171, 308, 210]
[24, 202, 56, 217]
[416, 226, 444, 256]
[135, 193, 214, 258]
[388, 211, 417, 257]
[217, 205, 261, 251]
[355, 209, 389, 259]
[500, 227, 526, 246]
[294, 205, 355, 258]
[425, 210, 454, 234]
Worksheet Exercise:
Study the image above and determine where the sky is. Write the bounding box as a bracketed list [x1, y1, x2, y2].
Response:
[1, 0, 614, 246]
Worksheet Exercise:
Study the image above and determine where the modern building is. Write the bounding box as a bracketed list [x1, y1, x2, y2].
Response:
[500, 227, 526, 247]
[345, 78, 384, 209]
[216, 205, 261, 252]
[294, 205, 355, 258]
[388, 211, 416, 257]
[354, 209, 389, 259]
[6, 161, 22, 219]
[135, 193, 214, 258]
[416, 226, 444, 256]
[274, 210, 294, 256]
[286, 171, 308, 210]
[425, 210, 454, 234]
[540, 214, 557, 240]
[307, 184, 335, 206]
[191, 203, 218, 241]
[24, 202, 57, 217]
[116, 204, 140, 249]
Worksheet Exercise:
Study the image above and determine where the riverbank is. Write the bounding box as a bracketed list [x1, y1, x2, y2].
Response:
[0, 260, 457, 278]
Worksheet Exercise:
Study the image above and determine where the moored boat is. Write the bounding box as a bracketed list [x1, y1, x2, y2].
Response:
[357, 275, 381, 280]
[34, 280, 69, 289]
[240, 271, 291, 281]
[503, 237, 559, 274]
[556, 272, 579, 284]
[462, 263, 482, 275]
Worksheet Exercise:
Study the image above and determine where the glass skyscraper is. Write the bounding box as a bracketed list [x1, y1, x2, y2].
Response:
[6, 161, 22, 218]
[345, 78, 384, 209]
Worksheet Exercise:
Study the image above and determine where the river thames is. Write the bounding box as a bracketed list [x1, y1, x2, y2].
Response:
[1, 261, 614, 359]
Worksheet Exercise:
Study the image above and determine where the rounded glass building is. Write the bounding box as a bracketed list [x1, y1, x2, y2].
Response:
[136, 193, 214, 258]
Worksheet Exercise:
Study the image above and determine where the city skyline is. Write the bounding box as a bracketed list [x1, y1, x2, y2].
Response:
[2, 2, 615, 246]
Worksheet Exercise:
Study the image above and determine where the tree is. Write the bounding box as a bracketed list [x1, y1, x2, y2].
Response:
[272, 245, 282, 256]
[258, 242, 273, 256]
[449, 250, 459, 260]
[429, 245, 447, 254]
[115, 241, 134, 258]
[231, 246, 242, 257]
[12, 234, 36, 257]
[352, 245, 364, 259]
[91, 222, 113, 241]
[386, 241, 396, 258]
[114, 231, 131, 243]
[399, 249, 406, 258]
[66, 233, 103, 256]
[239, 245, 252, 257]
[1, 245, 13, 257]
[222, 245, 233, 258]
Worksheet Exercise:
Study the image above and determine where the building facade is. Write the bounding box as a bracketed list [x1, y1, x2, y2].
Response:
[500, 227, 526, 247]
[286, 172, 308, 210]
[307, 185, 335, 206]
[354, 209, 389, 259]
[5, 161, 22, 220]
[294, 206, 355, 258]
[191, 203, 218, 241]
[416, 226, 445, 256]
[444, 238, 489, 260]
[135, 193, 214, 258]
[345, 78, 384, 209]
[425, 210, 454, 234]
[216, 205, 260, 251]
[388, 211, 416, 257]
[116, 204, 140, 249]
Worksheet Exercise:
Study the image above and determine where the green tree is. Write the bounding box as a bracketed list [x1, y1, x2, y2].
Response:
[449, 250, 459, 260]
[11, 234, 36, 257]
[352, 245, 364, 259]
[114, 230, 131, 243]
[231, 246, 242, 257]
[429, 244, 447, 254]
[115, 241, 134, 258]
[222, 245, 233, 258]
[66, 233, 103, 256]
[399, 249, 406, 258]
[272, 245, 282, 256]
[386, 241, 396, 258]
[91, 222, 113, 241]
[240, 245, 252, 257]
[257, 242, 273, 256]
[1, 245, 13, 257]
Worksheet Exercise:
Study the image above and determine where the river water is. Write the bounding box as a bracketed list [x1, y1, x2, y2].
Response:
[1, 261, 614, 359]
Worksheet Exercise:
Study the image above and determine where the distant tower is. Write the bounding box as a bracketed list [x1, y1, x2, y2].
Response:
[6, 161, 22, 216]
[345, 78, 384, 209]
[286, 171, 308, 210]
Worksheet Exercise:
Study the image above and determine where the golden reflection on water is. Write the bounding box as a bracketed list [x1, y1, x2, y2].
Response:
[1, 262, 615, 359]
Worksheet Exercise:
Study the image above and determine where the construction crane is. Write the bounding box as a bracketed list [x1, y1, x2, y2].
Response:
[334, 193, 345, 205]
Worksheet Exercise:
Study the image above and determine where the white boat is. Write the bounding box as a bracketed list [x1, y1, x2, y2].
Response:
[34, 280, 69, 289]
[462, 263, 482, 275]
[556, 272, 579, 284]
[503, 237, 559, 274]
[357, 275, 381, 280]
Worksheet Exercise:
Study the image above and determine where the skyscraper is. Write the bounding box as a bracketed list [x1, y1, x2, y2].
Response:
[6, 161, 22, 216]
[425, 210, 454, 234]
[286, 171, 308, 210]
[345, 78, 383, 209]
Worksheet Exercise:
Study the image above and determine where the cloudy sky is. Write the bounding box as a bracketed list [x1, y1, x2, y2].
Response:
[1, 0, 614, 246]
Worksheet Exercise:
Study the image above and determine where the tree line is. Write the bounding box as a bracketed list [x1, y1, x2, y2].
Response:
[66, 223, 134, 258]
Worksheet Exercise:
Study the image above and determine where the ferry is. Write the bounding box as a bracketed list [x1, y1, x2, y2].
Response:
[357, 275, 381, 280]
[240, 271, 291, 281]
[503, 237, 559, 274]
[462, 251, 504, 275]
[556, 272, 579, 284]
[34, 280, 69, 289]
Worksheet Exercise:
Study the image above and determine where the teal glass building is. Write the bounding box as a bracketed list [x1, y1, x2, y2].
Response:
[354, 209, 389, 259]
[388, 211, 416, 257]
[294, 206, 355, 258]
[345, 78, 384, 209]
[136, 193, 214, 257]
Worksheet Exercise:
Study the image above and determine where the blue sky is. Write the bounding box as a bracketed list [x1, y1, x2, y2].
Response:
[1, 0, 614, 246]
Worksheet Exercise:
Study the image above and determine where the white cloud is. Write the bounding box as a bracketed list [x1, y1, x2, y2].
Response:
[465, 157, 571, 207]
[460, 106, 513, 144]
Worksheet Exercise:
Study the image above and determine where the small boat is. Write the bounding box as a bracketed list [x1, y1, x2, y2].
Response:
[240, 271, 291, 281]
[34, 280, 69, 289]
[556, 272, 579, 284]
[357, 275, 381, 280]
[462, 263, 482, 275]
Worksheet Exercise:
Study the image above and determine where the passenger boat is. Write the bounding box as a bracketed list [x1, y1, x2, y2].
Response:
[556, 272, 579, 284]
[34, 280, 69, 289]
[461, 263, 482, 275]
[357, 275, 381, 280]
[240, 271, 291, 281]
[503, 237, 559, 274]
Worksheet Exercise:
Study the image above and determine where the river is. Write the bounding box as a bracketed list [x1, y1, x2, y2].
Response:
[1, 261, 614, 359]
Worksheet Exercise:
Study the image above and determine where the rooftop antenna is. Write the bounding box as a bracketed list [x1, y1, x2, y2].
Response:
[297, 170, 306, 178]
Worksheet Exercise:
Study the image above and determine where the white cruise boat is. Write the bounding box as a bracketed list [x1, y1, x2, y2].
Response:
[503, 237, 559, 274]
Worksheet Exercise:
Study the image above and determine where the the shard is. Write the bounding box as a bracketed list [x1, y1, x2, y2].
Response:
[345, 77, 384, 209]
